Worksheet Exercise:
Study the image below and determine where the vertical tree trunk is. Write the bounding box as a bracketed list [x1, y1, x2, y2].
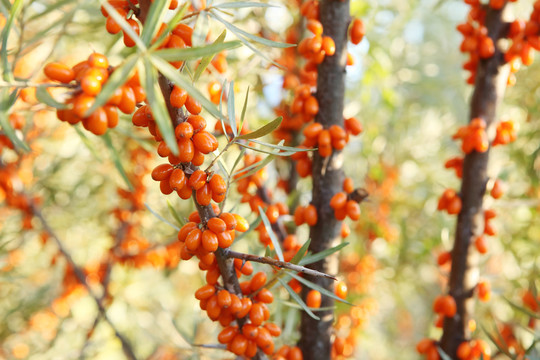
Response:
[441, 6, 509, 358]
[299, 1, 350, 359]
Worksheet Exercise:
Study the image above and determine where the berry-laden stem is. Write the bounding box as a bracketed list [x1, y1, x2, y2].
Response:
[441, 5, 510, 358]
[137, 2, 267, 359]
[298, 0, 350, 359]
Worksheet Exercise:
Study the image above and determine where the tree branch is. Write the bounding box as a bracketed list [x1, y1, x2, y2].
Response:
[440, 5, 510, 358]
[299, 1, 350, 359]
[223, 249, 337, 280]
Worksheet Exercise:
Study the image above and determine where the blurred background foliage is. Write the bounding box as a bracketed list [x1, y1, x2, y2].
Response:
[0, 0, 539, 359]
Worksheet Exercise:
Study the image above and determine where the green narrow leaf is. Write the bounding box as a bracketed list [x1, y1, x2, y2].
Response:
[145, 203, 181, 231]
[503, 296, 540, 319]
[74, 126, 102, 160]
[217, 80, 230, 141]
[194, 30, 227, 82]
[192, 11, 209, 47]
[167, 200, 186, 227]
[233, 154, 274, 182]
[0, 89, 29, 151]
[27, 0, 72, 22]
[1, 0, 22, 81]
[102, 132, 133, 191]
[227, 81, 238, 137]
[35, 87, 68, 109]
[236, 142, 299, 156]
[85, 55, 138, 117]
[258, 205, 284, 262]
[299, 243, 350, 266]
[277, 277, 319, 320]
[290, 239, 311, 265]
[481, 324, 514, 359]
[288, 272, 353, 306]
[140, 0, 170, 45]
[249, 138, 312, 153]
[239, 86, 249, 133]
[152, 41, 241, 62]
[149, 55, 226, 122]
[101, 1, 147, 50]
[140, 58, 179, 155]
[210, 10, 294, 48]
[213, 2, 277, 9]
[235, 116, 282, 140]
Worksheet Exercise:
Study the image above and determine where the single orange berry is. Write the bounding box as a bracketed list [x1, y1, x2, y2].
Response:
[306, 289, 322, 308]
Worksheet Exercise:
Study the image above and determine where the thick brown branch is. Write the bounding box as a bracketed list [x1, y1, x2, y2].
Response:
[299, 1, 350, 359]
[440, 6, 510, 358]
[224, 250, 337, 280]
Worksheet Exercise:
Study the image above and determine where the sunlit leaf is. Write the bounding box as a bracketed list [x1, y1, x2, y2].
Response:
[140, 57, 179, 155]
[102, 132, 133, 191]
[233, 154, 274, 181]
[167, 200, 186, 227]
[0, 89, 29, 151]
[194, 30, 227, 82]
[153, 41, 241, 62]
[140, 0, 170, 45]
[290, 239, 311, 265]
[258, 205, 284, 261]
[288, 272, 353, 306]
[235, 116, 282, 140]
[213, 2, 277, 9]
[299, 243, 349, 266]
[35, 87, 68, 109]
[228, 81, 237, 137]
[239, 86, 249, 134]
[1, 0, 22, 81]
[277, 277, 319, 320]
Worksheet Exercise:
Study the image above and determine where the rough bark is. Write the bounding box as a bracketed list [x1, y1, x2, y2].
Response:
[440, 5, 510, 358]
[298, 1, 350, 359]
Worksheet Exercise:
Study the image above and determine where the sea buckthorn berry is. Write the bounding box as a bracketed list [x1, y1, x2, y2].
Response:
[307, 19, 323, 36]
[202, 229, 219, 252]
[104, 105, 119, 128]
[193, 131, 218, 154]
[477, 280, 491, 302]
[178, 222, 198, 242]
[172, 23, 193, 46]
[288, 346, 303, 360]
[340, 222, 350, 238]
[345, 117, 363, 135]
[437, 251, 452, 266]
[475, 235, 488, 254]
[196, 184, 212, 206]
[188, 169, 207, 190]
[206, 295, 221, 320]
[118, 86, 136, 114]
[83, 107, 108, 135]
[185, 95, 202, 115]
[322, 36, 336, 56]
[132, 86, 145, 102]
[266, 205, 280, 224]
[294, 206, 305, 226]
[123, 18, 140, 47]
[343, 177, 354, 194]
[81, 74, 102, 96]
[491, 179, 503, 199]
[157, 141, 171, 157]
[245, 341, 258, 358]
[170, 86, 188, 108]
[457, 341, 472, 359]
[216, 228, 233, 248]
[106, 15, 123, 34]
[242, 324, 259, 341]
[330, 192, 347, 210]
[346, 200, 361, 220]
[256, 288, 274, 304]
[160, 179, 173, 195]
[249, 303, 265, 326]
[233, 214, 249, 232]
[207, 217, 227, 234]
[218, 326, 237, 344]
[217, 289, 232, 309]
[175, 122, 193, 139]
[195, 284, 215, 300]
[166, 35, 186, 68]
[152, 164, 173, 181]
[177, 138, 195, 163]
[188, 211, 201, 223]
[206, 267, 221, 286]
[250, 271, 267, 292]
[303, 122, 323, 139]
[73, 94, 95, 118]
[88, 53, 108, 68]
[187, 115, 206, 133]
[209, 174, 227, 196]
[303, 96, 319, 116]
[304, 204, 318, 226]
[44, 62, 75, 83]
[192, 149, 205, 166]
[335, 281, 348, 299]
[185, 228, 202, 251]
[306, 290, 322, 308]
[350, 18, 365, 45]
[230, 334, 248, 356]
[264, 323, 281, 337]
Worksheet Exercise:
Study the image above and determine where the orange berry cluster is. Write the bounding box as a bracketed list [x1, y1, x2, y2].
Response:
[504, 1, 540, 74]
[455, 339, 492, 360]
[444, 157, 463, 178]
[329, 178, 361, 221]
[45, 53, 143, 135]
[195, 269, 281, 356]
[432, 294, 457, 320]
[452, 117, 489, 154]
[273, 345, 304, 360]
[437, 189, 462, 215]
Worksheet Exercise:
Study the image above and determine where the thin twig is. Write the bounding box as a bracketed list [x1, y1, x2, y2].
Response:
[224, 249, 337, 281]
[30, 203, 138, 360]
